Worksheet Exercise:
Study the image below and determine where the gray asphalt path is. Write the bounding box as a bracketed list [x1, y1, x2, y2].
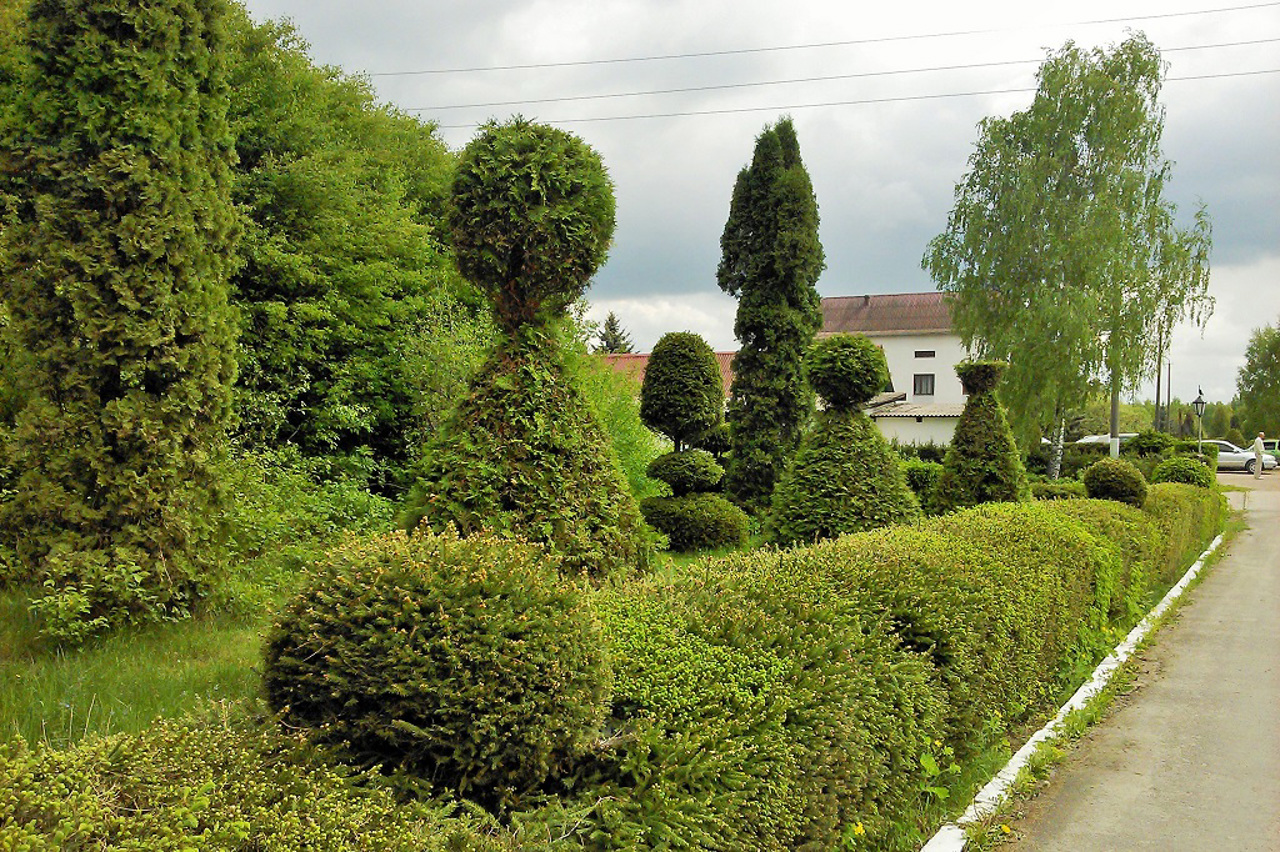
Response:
[1004, 472, 1280, 851]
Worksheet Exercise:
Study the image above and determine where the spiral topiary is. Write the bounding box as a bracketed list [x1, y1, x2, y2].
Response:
[805, 333, 889, 410]
[1082, 458, 1149, 507]
[263, 529, 612, 812]
[1150, 455, 1214, 489]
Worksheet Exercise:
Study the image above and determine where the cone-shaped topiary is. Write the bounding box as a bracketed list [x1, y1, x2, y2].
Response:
[639, 332, 724, 452]
[401, 118, 651, 574]
[930, 361, 1031, 514]
[263, 529, 611, 813]
[769, 338, 921, 545]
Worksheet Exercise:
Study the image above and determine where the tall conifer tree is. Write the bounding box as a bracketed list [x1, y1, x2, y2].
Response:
[717, 117, 825, 510]
[0, 0, 238, 639]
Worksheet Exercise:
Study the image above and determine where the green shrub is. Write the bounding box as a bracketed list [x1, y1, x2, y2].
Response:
[646, 449, 724, 496]
[805, 333, 888, 409]
[1174, 439, 1218, 465]
[639, 332, 724, 451]
[1225, 426, 1246, 447]
[572, 348, 668, 501]
[931, 361, 1030, 513]
[1151, 455, 1214, 488]
[263, 530, 612, 811]
[0, 713, 501, 851]
[1082, 458, 1149, 507]
[893, 439, 949, 463]
[639, 492, 749, 552]
[1032, 480, 1088, 500]
[1122, 429, 1176, 456]
[901, 457, 944, 511]
[770, 408, 921, 547]
[1143, 482, 1227, 587]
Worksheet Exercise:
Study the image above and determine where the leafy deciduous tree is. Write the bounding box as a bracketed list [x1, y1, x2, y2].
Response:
[1237, 321, 1280, 437]
[717, 117, 824, 510]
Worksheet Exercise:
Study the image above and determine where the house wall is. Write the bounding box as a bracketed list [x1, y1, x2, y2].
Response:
[870, 416, 959, 446]
[866, 332, 968, 405]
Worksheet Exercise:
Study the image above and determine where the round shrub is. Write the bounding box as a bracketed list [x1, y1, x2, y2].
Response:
[1151, 455, 1214, 488]
[639, 331, 724, 449]
[647, 449, 724, 496]
[804, 333, 888, 410]
[263, 530, 611, 811]
[449, 118, 615, 330]
[955, 360, 1005, 394]
[1082, 458, 1149, 507]
[1123, 429, 1176, 457]
[639, 492, 750, 552]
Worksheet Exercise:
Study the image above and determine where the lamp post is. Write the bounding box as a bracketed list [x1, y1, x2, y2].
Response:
[1192, 388, 1206, 457]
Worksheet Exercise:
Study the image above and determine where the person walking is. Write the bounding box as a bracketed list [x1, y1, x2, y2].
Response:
[1252, 431, 1266, 479]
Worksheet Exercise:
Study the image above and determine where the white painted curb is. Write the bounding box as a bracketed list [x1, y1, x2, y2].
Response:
[919, 533, 1225, 852]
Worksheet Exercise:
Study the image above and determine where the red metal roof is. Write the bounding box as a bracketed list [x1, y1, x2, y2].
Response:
[601, 351, 736, 397]
[820, 292, 953, 336]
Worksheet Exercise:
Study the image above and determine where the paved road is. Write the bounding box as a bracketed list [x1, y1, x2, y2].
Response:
[1004, 471, 1280, 851]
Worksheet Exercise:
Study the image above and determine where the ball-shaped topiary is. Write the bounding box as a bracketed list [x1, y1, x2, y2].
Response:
[1082, 458, 1149, 507]
[639, 492, 750, 552]
[263, 529, 612, 812]
[1151, 455, 1214, 489]
[805, 333, 890, 410]
[647, 449, 724, 497]
[769, 410, 921, 546]
[449, 118, 615, 331]
[639, 332, 725, 451]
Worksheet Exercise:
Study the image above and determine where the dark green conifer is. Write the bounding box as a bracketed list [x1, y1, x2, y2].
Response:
[718, 117, 825, 511]
[639, 331, 724, 452]
[930, 361, 1031, 513]
[0, 0, 239, 640]
[595, 311, 635, 353]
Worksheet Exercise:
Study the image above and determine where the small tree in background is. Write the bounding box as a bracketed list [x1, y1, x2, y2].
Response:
[718, 117, 825, 511]
[595, 311, 635, 353]
[769, 334, 920, 546]
[638, 332, 747, 551]
[930, 361, 1031, 514]
[0, 0, 239, 641]
[401, 118, 651, 575]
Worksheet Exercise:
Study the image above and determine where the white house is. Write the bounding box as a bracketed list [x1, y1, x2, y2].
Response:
[819, 292, 969, 445]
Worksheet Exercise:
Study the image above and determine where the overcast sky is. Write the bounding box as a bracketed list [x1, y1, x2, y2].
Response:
[237, 0, 1278, 403]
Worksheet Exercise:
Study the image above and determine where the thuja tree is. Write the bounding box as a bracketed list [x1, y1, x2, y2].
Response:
[718, 117, 825, 511]
[638, 332, 748, 551]
[769, 334, 920, 546]
[0, 0, 238, 641]
[401, 118, 652, 575]
[930, 361, 1031, 514]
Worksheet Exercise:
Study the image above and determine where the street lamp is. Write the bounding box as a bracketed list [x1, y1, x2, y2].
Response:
[1192, 388, 1206, 456]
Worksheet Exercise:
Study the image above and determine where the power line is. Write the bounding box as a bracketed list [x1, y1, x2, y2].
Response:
[410, 37, 1280, 113]
[373, 2, 1280, 77]
[434, 67, 1280, 129]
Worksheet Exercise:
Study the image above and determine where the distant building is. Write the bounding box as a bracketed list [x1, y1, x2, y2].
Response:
[820, 292, 969, 445]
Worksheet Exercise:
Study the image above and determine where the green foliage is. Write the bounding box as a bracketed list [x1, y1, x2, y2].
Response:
[595, 310, 634, 353]
[401, 329, 653, 576]
[264, 529, 611, 812]
[892, 439, 949, 463]
[1142, 482, 1226, 586]
[769, 409, 921, 546]
[1032, 480, 1088, 500]
[1122, 429, 1176, 456]
[449, 117, 615, 331]
[638, 492, 749, 552]
[901, 457, 944, 511]
[805, 333, 888, 410]
[1, 0, 239, 643]
[646, 449, 723, 497]
[639, 331, 724, 451]
[224, 11, 469, 491]
[1237, 321, 1280, 436]
[931, 362, 1030, 513]
[1225, 426, 1246, 447]
[718, 117, 825, 510]
[0, 713, 500, 850]
[570, 348, 666, 501]
[1083, 457, 1149, 507]
[1151, 455, 1214, 488]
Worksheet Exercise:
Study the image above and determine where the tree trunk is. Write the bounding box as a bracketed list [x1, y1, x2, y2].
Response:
[1048, 412, 1066, 480]
[1110, 372, 1122, 459]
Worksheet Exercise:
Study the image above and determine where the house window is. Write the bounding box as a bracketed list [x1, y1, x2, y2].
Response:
[914, 350, 936, 358]
[913, 374, 935, 396]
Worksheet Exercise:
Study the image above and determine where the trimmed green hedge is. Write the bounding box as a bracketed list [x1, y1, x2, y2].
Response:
[1152, 455, 1214, 488]
[639, 492, 749, 552]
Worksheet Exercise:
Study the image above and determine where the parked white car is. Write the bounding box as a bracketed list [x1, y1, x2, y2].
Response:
[1076, 433, 1138, 445]
[1204, 439, 1278, 474]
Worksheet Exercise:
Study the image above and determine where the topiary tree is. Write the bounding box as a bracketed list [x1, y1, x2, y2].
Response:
[1083, 457, 1149, 506]
[639, 332, 724, 452]
[263, 529, 611, 813]
[930, 361, 1031, 514]
[637, 332, 747, 552]
[769, 334, 920, 545]
[1151, 455, 1214, 489]
[0, 0, 239, 642]
[400, 118, 651, 575]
